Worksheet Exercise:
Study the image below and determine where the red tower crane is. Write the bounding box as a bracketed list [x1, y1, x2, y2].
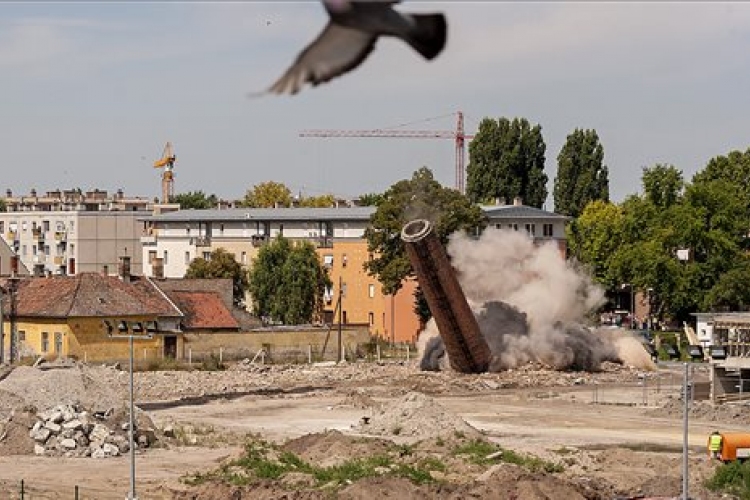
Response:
[299, 111, 473, 194]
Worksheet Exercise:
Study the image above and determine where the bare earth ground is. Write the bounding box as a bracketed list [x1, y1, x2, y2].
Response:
[0, 360, 745, 499]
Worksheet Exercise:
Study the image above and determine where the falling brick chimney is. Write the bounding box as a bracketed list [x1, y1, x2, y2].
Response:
[118, 256, 131, 282]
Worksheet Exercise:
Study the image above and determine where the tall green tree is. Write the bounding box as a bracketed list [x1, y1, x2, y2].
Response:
[184, 248, 249, 307]
[566, 200, 623, 287]
[553, 129, 608, 217]
[466, 117, 548, 208]
[364, 167, 485, 295]
[641, 164, 683, 209]
[241, 181, 293, 208]
[248, 237, 330, 324]
[171, 191, 218, 210]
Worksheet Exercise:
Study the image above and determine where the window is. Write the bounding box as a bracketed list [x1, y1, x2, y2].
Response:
[44, 245, 50, 256]
[342, 254, 348, 267]
[341, 282, 347, 298]
[203, 251, 211, 260]
[495, 223, 501, 229]
[43, 220, 50, 232]
[368, 312, 374, 325]
[18, 331, 26, 342]
[219, 224, 224, 235]
[511, 223, 518, 231]
[163, 250, 168, 265]
[543, 224, 554, 237]
[0, 222, 3, 233]
[32, 245, 37, 255]
[148, 250, 157, 264]
[185, 251, 191, 265]
[525, 224, 536, 236]
[22, 221, 27, 232]
[369, 284, 375, 298]
[21, 245, 27, 256]
[70, 243, 75, 253]
[279, 224, 284, 236]
[186, 225, 191, 235]
[54, 332, 63, 353]
[41, 332, 49, 353]
[323, 255, 334, 268]
[69, 221, 74, 233]
[241, 251, 247, 265]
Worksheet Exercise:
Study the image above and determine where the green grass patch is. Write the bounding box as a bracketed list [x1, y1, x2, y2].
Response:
[706, 460, 750, 499]
[182, 437, 438, 490]
[452, 439, 564, 473]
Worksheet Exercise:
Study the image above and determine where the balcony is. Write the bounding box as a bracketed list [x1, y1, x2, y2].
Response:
[192, 236, 211, 247]
[54, 231, 67, 242]
[32, 229, 44, 242]
[316, 237, 333, 249]
[53, 256, 65, 266]
[141, 235, 157, 246]
[6, 231, 17, 241]
[251, 235, 268, 247]
[33, 255, 46, 264]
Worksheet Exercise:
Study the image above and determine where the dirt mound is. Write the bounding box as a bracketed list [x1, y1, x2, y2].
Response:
[169, 480, 327, 499]
[282, 430, 393, 468]
[0, 364, 126, 415]
[355, 391, 481, 441]
[335, 390, 379, 410]
[337, 476, 436, 499]
[645, 397, 750, 424]
[0, 408, 36, 456]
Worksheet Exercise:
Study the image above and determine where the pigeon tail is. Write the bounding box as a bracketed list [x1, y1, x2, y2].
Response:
[405, 13, 447, 61]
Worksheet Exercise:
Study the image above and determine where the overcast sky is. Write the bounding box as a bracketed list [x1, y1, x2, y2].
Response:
[2, 2, 749, 209]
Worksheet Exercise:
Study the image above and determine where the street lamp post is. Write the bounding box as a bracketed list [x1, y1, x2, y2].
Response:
[105, 320, 153, 500]
[621, 284, 635, 329]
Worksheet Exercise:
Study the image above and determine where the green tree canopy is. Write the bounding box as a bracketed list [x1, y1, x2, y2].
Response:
[248, 237, 330, 324]
[566, 200, 623, 287]
[241, 181, 293, 208]
[553, 128, 608, 217]
[171, 191, 218, 210]
[641, 164, 683, 209]
[357, 193, 385, 207]
[364, 167, 485, 295]
[184, 248, 249, 307]
[298, 194, 336, 208]
[466, 117, 548, 208]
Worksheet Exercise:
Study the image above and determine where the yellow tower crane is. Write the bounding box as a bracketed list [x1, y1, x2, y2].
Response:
[153, 142, 176, 203]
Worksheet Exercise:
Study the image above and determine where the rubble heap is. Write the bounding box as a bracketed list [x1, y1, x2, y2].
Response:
[28, 403, 156, 458]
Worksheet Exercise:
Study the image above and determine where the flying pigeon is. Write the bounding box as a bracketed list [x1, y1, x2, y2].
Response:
[261, 0, 447, 95]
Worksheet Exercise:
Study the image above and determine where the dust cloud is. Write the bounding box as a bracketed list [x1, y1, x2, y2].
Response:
[418, 228, 653, 372]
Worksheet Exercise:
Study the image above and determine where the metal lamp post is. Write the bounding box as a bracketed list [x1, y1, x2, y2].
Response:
[621, 283, 635, 329]
[105, 320, 153, 500]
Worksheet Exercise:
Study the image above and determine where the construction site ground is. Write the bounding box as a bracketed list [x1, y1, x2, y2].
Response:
[0, 360, 745, 499]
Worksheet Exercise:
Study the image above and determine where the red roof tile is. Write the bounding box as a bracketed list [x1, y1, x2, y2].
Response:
[166, 291, 239, 330]
[13, 273, 182, 318]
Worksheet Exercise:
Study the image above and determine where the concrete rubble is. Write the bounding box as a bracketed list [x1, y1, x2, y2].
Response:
[28, 403, 156, 458]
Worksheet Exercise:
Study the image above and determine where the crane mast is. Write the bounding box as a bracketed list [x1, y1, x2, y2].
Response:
[300, 111, 472, 193]
[153, 142, 176, 203]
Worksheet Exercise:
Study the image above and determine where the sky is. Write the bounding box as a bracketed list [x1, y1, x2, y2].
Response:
[2, 1, 750, 209]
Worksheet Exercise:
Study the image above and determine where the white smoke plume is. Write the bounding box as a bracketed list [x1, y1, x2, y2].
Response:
[418, 228, 653, 372]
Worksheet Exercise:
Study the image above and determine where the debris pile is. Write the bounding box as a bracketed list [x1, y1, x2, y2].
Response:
[28, 403, 156, 458]
[356, 391, 480, 440]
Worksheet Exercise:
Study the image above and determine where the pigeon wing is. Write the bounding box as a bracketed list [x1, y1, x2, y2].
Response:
[267, 23, 377, 95]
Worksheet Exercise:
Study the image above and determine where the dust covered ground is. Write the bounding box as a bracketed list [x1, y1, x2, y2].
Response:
[0, 359, 745, 499]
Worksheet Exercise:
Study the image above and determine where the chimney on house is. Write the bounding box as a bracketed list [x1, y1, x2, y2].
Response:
[30, 188, 37, 198]
[513, 196, 523, 206]
[152, 257, 164, 279]
[118, 256, 131, 282]
[101, 265, 109, 276]
[5, 189, 11, 198]
[10, 255, 18, 277]
[495, 197, 506, 206]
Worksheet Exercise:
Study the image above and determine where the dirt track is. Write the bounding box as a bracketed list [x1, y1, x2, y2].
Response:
[0, 361, 743, 499]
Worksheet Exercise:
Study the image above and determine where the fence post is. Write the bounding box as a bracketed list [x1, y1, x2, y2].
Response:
[642, 376, 648, 406]
[20, 479, 24, 500]
[377, 344, 381, 363]
[220, 347, 223, 364]
[188, 348, 192, 366]
[406, 345, 410, 361]
[308, 345, 312, 364]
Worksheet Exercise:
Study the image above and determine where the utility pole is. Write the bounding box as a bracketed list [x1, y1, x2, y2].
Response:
[682, 362, 691, 500]
[337, 276, 344, 363]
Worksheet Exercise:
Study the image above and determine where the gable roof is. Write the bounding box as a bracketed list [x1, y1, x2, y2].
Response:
[11, 273, 182, 318]
[481, 204, 570, 220]
[167, 291, 239, 330]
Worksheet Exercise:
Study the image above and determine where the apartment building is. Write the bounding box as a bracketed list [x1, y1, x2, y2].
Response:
[0, 189, 151, 276]
[482, 197, 570, 256]
[140, 201, 570, 343]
